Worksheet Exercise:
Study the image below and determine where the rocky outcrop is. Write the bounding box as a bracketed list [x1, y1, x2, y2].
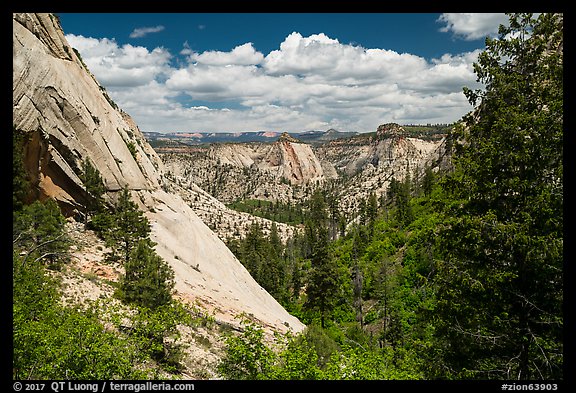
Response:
[314, 123, 445, 216]
[13, 13, 162, 214]
[160, 123, 448, 231]
[158, 167, 297, 242]
[144, 189, 302, 332]
[317, 123, 441, 178]
[205, 133, 328, 187]
[13, 12, 304, 335]
[270, 133, 325, 185]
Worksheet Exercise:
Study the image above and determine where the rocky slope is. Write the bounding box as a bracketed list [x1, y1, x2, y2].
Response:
[161, 132, 333, 207]
[13, 12, 304, 336]
[159, 165, 297, 242]
[317, 123, 441, 176]
[13, 13, 162, 214]
[61, 219, 226, 379]
[315, 123, 447, 214]
[207, 132, 328, 187]
[159, 123, 449, 226]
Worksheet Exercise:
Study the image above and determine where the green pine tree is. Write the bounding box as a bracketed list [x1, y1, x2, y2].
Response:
[303, 190, 342, 328]
[434, 13, 563, 380]
[13, 127, 30, 212]
[366, 192, 378, 236]
[13, 199, 69, 269]
[240, 222, 266, 282]
[421, 165, 435, 197]
[117, 239, 175, 310]
[103, 188, 151, 265]
[79, 158, 106, 228]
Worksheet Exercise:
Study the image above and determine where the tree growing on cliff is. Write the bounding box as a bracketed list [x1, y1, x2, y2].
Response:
[117, 239, 175, 310]
[80, 158, 106, 228]
[102, 188, 150, 265]
[13, 127, 30, 212]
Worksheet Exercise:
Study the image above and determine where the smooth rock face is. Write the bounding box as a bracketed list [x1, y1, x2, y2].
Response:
[206, 136, 327, 186]
[272, 139, 325, 185]
[145, 190, 304, 332]
[13, 12, 305, 335]
[13, 13, 162, 210]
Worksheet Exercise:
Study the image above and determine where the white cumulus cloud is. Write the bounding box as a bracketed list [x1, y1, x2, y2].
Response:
[66, 34, 172, 87]
[187, 43, 264, 66]
[66, 30, 484, 133]
[437, 13, 509, 40]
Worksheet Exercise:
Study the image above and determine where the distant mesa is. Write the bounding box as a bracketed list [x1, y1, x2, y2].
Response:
[259, 131, 279, 138]
[175, 132, 203, 138]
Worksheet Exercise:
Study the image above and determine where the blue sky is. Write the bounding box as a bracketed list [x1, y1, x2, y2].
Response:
[58, 13, 511, 133]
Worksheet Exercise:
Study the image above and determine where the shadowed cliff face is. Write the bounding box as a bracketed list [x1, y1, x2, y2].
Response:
[12, 12, 305, 336]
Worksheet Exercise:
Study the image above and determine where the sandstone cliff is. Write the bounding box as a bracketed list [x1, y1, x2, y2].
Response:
[313, 123, 445, 214]
[13, 13, 162, 214]
[161, 133, 332, 207]
[316, 123, 442, 178]
[272, 132, 326, 185]
[159, 123, 448, 228]
[207, 132, 328, 187]
[160, 161, 297, 242]
[13, 13, 304, 335]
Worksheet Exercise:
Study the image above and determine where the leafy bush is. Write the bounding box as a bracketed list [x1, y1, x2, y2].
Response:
[13, 253, 149, 379]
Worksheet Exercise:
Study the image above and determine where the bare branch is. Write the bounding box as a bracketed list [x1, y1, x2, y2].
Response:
[20, 233, 68, 268]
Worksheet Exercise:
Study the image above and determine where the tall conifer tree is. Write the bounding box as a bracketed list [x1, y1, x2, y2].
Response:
[103, 188, 151, 265]
[434, 13, 563, 379]
[304, 190, 342, 328]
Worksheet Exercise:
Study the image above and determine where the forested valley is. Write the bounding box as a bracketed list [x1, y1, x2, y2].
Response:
[13, 13, 562, 381]
[219, 13, 564, 380]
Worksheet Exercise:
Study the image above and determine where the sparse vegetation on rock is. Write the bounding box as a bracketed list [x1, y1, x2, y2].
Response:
[13, 12, 562, 381]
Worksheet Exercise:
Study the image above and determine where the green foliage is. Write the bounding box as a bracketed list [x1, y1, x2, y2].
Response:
[13, 127, 30, 211]
[301, 324, 341, 368]
[126, 141, 137, 160]
[13, 199, 70, 270]
[323, 344, 422, 380]
[218, 318, 424, 380]
[17, 12, 554, 382]
[217, 316, 276, 379]
[116, 239, 175, 310]
[401, 124, 452, 141]
[433, 13, 563, 380]
[12, 169, 187, 378]
[227, 222, 293, 304]
[80, 158, 106, 220]
[13, 242, 148, 379]
[303, 190, 344, 328]
[228, 199, 306, 225]
[421, 165, 435, 197]
[12, 250, 59, 329]
[268, 334, 324, 380]
[392, 174, 414, 227]
[100, 188, 151, 265]
[125, 303, 192, 373]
